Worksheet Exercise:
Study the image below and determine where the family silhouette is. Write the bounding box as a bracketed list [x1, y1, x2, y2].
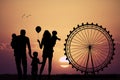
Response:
[11, 28, 60, 80]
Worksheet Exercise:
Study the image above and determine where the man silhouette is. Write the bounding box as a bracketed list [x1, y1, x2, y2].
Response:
[12, 29, 32, 80]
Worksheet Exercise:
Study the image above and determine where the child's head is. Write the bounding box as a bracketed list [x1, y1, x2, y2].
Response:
[52, 31, 57, 36]
[33, 51, 38, 58]
[12, 33, 16, 38]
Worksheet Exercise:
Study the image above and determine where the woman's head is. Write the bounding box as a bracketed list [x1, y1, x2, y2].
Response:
[43, 30, 51, 39]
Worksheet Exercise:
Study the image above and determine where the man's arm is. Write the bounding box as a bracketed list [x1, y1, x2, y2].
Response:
[27, 37, 32, 58]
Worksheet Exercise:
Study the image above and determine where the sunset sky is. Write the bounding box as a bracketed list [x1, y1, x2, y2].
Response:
[0, 0, 120, 75]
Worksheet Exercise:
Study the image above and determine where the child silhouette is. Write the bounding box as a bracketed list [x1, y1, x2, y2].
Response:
[51, 31, 61, 48]
[11, 33, 17, 56]
[11, 33, 17, 49]
[31, 51, 42, 80]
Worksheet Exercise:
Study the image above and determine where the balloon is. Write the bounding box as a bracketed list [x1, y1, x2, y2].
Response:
[36, 26, 41, 33]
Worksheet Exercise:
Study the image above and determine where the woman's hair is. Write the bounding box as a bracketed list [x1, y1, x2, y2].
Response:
[42, 30, 51, 44]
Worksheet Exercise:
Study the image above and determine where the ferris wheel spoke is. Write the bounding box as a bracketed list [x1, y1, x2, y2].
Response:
[93, 49, 107, 59]
[85, 29, 90, 43]
[84, 29, 90, 43]
[71, 49, 83, 55]
[94, 41, 108, 46]
[92, 30, 100, 44]
[94, 54, 104, 67]
[76, 49, 88, 63]
[88, 29, 93, 44]
[94, 37, 106, 44]
[80, 52, 88, 67]
[82, 52, 91, 67]
[95, 49, 108, 57]
[93, 31, 103, 43]
[71, 47, 86, 54]
[93, 51, 105, 66]
[72, 37, 87, 45]
[80, 30, 89, 44]
[71, 44, 87, 49]
[85, 52, 90, 72]
[77, 32, 88, 43]
[89, 28, 97, 44]
[94, 49, 108, 60]
[95, 53, 106, 66]
[98, 51, 108, 59]
[70, 42, 87, 48]
[94, 45, 109, 50]
[96, 46, 109, 53]
[93, 30, 105, 45]
[71, 47, 87, 52]
[94, 36, 107, 45]
[71, 49, 82, 55]
[90, 52, 95, 73]
[78, 32, 87, 43]
[92, 53, 99, 68]
[76, 32, 86, 43]
[72, 50, 86, 62]
[89, 27, 94, 43]
[74, 32, 87, 44]
[94, 42, 109, 48]
[96, 52, 106, 62]
[71, 40, 82, 44]
[87, 29, 91, 43]
[93, 51, 101, 67]
[73, 53, 83, 61]
[76, 53, 86, 65]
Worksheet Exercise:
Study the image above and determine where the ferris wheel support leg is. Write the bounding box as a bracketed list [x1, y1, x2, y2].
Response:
[91, 53, 95, 75]
[85, 53, 90, 75]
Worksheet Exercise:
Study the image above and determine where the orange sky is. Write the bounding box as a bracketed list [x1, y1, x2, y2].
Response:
[0, 0, 120, 74]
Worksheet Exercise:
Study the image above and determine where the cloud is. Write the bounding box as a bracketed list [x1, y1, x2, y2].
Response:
[115, 41, 120, 45]
[0, 42, 11, 51]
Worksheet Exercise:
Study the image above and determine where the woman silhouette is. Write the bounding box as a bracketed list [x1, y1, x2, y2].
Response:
[38, 30, 53, 77]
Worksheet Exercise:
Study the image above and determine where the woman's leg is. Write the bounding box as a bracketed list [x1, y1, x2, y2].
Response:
[40, 57, 47, 75]
[48, 57, 52, 76]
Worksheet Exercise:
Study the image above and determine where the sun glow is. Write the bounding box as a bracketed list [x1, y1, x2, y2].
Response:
[59, 56, 70, 68]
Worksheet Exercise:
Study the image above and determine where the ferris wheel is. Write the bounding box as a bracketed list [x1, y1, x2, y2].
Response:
[64, 22, 115, 74]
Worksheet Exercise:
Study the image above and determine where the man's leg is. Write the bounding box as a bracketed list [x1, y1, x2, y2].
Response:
[15, 56, 22, 80]
[22, 57, 27, 79]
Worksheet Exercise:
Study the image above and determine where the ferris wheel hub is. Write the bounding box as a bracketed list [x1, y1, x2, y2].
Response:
[88, 45, 92, 51]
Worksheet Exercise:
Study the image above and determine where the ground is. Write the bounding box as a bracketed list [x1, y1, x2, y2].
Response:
[0, 74, 120, 80]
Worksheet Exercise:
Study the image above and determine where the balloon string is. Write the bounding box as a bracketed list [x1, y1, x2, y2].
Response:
[37, 33, 39, 39]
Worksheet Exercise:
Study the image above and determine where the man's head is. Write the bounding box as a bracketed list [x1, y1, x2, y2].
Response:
[20, 29, 26, 36]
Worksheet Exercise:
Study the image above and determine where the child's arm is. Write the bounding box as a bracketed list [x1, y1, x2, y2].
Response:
[38, 59, 42, 64]
[57, 37, 61, 41]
